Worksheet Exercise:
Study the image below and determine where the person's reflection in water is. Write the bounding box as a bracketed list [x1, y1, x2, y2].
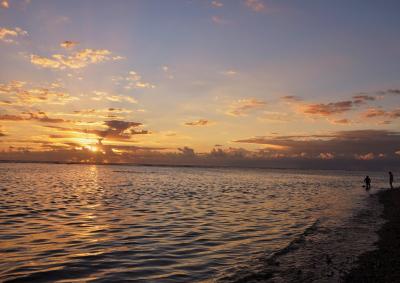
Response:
[389, 171, 394, 189]
[364, 175, 371, 191]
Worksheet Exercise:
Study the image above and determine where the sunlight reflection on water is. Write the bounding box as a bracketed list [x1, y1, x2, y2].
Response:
[0, 163, 387, 282]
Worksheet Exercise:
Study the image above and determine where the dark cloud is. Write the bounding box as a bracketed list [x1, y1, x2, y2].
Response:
[352, 95, 376, 105]
[178, 146, 195, 156]
[45, 119, 149, 141]
[234, 130, 400, 161]
[281, 95, 302, 102]
[361, 108, 400, 120]
[0, 112, 68, 123]
[184, 119, 211, 126]
[95, 120, 144, 140]
[376, 89, 400, 96]
[303, 101, 353, 116]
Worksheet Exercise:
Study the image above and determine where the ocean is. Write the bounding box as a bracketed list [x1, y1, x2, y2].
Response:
[0, 163, 387, 282]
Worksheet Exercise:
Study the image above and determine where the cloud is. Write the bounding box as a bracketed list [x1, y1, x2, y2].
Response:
[352, 95, 376, 105]
[212, 16, 229, 25]
[71, 108, 132, 119]
[302, 101, 353, 116]
[184, 119, 212, 126]
[244, 0, 265, 12]
[281, 95, 303, 102]
[234, 130, 400, 161]
[0, 27, 27, 43]
[355, 152, 375, 161]
[46, 119, 149, 141]
[91, 91, 137, 104]
[227, 98, 266, 116]
[0, 111, 68, 123]
[30, 48, 119, 70]
[331, 118, 351, 124]
[1, 0, 9, 8]
[1, 131, 399, 169]
[376, 89, 400, 96]
[361, 107, 400, 120]
[259, 111, 291, 122]
[211, 1, 223, 8]
[124, 71, 156, 89]
[319, 152, 334, 160]
[0, 80, 78, 106]
[161, 65, 174, 79]
[178, 146, 195, 156]
[221, 70, 237, 75]
[60, 41, 79, 49]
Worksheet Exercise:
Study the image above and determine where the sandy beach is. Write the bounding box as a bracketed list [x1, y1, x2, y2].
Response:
[345, 188, 400, 282]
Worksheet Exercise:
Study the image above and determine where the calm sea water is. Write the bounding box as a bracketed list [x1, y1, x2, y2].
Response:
[0, 163, 388, 282]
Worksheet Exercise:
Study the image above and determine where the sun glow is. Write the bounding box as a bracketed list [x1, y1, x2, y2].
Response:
[88, 145, 98, 152]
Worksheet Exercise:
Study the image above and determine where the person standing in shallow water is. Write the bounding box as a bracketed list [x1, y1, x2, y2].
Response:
[389, 172, 394, 189]
[364, 175, 371, 190]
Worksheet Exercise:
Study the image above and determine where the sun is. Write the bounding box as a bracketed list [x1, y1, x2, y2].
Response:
[88, 145, 98, 152]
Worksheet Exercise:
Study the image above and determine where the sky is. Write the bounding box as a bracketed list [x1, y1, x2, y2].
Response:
[0, 0, 399, 169]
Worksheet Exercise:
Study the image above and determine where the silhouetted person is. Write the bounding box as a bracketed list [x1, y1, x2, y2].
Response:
[364, 175, 371, 190]
[389, 171, 394, 189]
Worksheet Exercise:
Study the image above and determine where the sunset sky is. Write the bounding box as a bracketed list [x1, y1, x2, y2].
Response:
[1, 0, 399, 168]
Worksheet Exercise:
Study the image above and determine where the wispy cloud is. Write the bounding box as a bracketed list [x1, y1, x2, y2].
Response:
[0, 80, 78, 106]
[0, 27, 27, 43]
[302, 101, 353, 116]
[281, 95, 303, 102]
[361, 107, 400, 120]
[113, 71, 156, 89]
[30, 48, 120, 70]
[244, 0, 265, 12]
[184, 119, 213, 126]
[0, 111, 68, 123]
[211, 1, 223, 8]
[227, 98, 266, 116]
[330, 118, 351, 125]
[91, 91, 137, 104]
[161, 65, 174, 79]
[211, 16, 229, 25]
[221, 69, 238, 76]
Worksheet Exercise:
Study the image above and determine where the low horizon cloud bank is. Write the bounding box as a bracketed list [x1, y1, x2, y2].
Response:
[1, 130, 399, 171]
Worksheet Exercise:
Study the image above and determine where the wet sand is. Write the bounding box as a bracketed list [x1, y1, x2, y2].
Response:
[344, 187, 400, 282]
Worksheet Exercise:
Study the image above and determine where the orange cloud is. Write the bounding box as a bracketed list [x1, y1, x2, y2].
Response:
[30, 48, 119, 70]
[355, 152, 375, 160]
[1, 0, 9, 8]
[0, 80, 78, 106]
[91, 91, 137, 104]
[124, 71, 156, 89]
[330, 118, 351, 124]
[302, 101, 353, 116]
[0, 27, 27, 43]
[319, 152, 334, 160]
[361, 108, 400, 120]
[227, 98, 266, 116]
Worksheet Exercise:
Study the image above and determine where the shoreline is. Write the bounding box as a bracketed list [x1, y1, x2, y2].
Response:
[344, 188, 400, 282]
